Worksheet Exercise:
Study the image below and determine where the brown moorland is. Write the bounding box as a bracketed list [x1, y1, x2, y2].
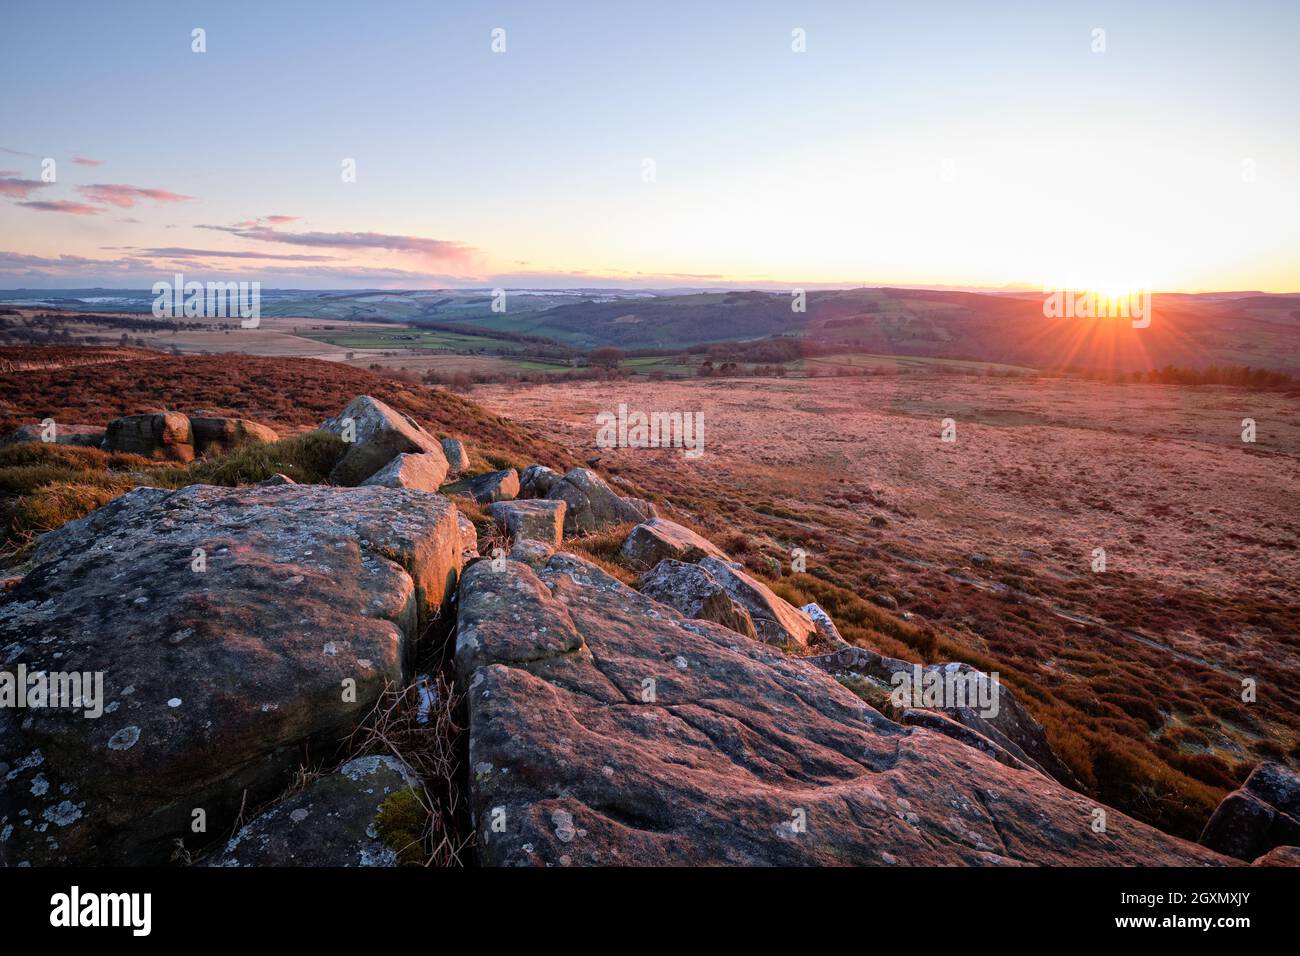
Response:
[2, 346, 1296, 841]
[476, 373, 1300, 839]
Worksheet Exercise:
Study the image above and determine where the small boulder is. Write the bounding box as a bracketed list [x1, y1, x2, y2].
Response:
[0, 423, 104, 449]
[639, 559, 757, 638]
[804, 646, 1080, 788]
[444, 468, 520, 504]
[206, 756, 423, 867]
[621, 517, 726, 569]
[104, 411, 194, 461]
[360, 451, 449, 492]
[1200, 762, 1300, 861]
[190, 416, 279, 456]
[546, 467, 653, 535]
[801, 602, 848, 648]
[697, 556, 816, 649]
[319, 395, 448, 486]
[488, 499, 566, 550]
[518, 464, 560, 499]
[440, 437, 470, 477]
[257, 473, 297, 487]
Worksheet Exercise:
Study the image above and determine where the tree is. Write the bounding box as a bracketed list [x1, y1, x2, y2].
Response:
[589, 347, 625, 369]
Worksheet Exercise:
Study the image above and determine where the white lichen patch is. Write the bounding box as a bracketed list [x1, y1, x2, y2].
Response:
[41, 801, 83, 827]
[107, 725, 142, 751]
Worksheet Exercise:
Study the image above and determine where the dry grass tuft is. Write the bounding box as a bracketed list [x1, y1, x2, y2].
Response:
[345, 669, 474, 867]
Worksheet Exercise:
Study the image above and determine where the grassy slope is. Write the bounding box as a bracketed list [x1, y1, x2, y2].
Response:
[0, 350, 584, 556]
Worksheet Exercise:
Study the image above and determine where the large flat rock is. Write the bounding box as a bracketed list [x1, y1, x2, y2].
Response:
[455, 553, 1231, 866]
[0, 483, 462, 866]
[622, 518, 727, 569]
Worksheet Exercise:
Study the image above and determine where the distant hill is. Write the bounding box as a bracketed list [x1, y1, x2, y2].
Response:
[6, 286, 1300, 372]
[460, 288, 1300, 373]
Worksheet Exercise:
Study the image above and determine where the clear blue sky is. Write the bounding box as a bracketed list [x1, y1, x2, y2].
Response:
[2, 0, 1298, 290]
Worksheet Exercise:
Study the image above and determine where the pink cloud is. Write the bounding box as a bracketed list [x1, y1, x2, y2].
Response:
[76, 183, 194, 207]
[200, 222, 478, 269]
[72, 156, 103, 166]
[17, 200, 103, 216]
[128, 246, 339, 262]
[263, 214, 299, 224]
[0, 177, 49, 199]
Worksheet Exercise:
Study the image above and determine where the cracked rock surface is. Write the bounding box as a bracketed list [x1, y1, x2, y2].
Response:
[0, 483, 462, 866]
[455, 552, 1229, 866]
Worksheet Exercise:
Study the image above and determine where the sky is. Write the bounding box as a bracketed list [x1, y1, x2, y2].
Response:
[1, 0, 1298, 292]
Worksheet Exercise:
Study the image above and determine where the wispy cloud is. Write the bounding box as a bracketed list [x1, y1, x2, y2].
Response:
[0, 146, 35, 158]
[200, 222, 478, 269]
[0, 177, 49, 199]
[71, 156, 103, 166]
[125, 246, 339, 262]
[0, 249, 469, 286]
[17, 199, 102, 216]
[233, 214, 300, 228]
[77, 183, 194, 207]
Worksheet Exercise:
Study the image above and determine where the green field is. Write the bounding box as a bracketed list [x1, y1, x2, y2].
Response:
[295, 327, 532, 353]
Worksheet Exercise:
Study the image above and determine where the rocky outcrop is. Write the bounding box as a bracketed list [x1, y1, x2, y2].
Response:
[547, 467, 655, 535]
[696, 556, 816, 649]
[805, 646, 1080, 789]
[621, 518, 726, 569]
[518, 464, 559, 499]
[1199, 762, 1300, 861]
[360, 451, 449, 492]
[638, 559, 757, 638]
[319, 394, 448, 486]
[102, 413, 277, 461]
[440, 437, 470, 477]
[488, 499, 566, 550]
[190, 416, 279, 456]
[104, 412, 195, 462]
[0, 423, 105, 449]
[0, 482, 463, 867]
[206, 756, 422, 867]
[453, 552, 1229, 866]
[444, 469, 519, 504]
